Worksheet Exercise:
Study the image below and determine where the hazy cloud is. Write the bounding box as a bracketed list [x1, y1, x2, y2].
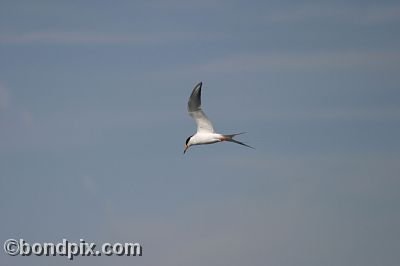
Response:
[257, 107, 400, 122]
[0, 31, 225, 45]
[198, 51, 400, 73]
[82, 175, 98, 196]
[149, 50, 400, 81]
[0, 84, 10, 111]
[264, 3, 400, 25]
[0, 83, 33, 126]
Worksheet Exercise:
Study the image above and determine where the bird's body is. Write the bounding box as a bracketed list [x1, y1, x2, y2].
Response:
[184, 82, 253, 153]
[188, 132, 223, 146]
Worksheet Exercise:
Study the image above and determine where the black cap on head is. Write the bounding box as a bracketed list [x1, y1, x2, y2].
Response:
[185, 136, 192, 145]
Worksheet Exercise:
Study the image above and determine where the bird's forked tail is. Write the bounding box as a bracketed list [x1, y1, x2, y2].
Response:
[222, 132, 254, 149]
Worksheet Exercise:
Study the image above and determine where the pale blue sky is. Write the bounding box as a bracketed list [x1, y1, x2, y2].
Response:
[1, 1, 400, 266]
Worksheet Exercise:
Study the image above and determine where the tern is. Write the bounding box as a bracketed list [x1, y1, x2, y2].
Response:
[184, 82, 254, 154]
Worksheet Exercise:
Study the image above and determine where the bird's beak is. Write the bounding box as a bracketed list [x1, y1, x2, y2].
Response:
[184, 144, 189, 154]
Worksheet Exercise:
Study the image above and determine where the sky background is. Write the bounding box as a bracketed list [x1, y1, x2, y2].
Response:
[1, 1, 399, 265]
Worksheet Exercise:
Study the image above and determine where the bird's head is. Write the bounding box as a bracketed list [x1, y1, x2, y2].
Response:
[184, 135, 193, 154]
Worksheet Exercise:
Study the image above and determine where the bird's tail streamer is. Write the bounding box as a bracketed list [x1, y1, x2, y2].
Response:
[222, 132, 254, 149]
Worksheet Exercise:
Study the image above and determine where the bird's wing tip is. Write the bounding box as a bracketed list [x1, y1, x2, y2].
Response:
[195, 81, 202, 90]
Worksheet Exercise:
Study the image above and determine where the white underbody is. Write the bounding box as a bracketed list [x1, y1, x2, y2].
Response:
[189, 132, 223, 145]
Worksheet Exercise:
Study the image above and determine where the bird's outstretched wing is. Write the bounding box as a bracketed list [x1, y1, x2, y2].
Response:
[187, 82, 214, 133]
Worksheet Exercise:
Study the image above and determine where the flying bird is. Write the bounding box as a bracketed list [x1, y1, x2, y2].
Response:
[184, 82, 254, 153]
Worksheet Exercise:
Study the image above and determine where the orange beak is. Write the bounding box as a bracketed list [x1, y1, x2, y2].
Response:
[184, 144, 189, 154]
